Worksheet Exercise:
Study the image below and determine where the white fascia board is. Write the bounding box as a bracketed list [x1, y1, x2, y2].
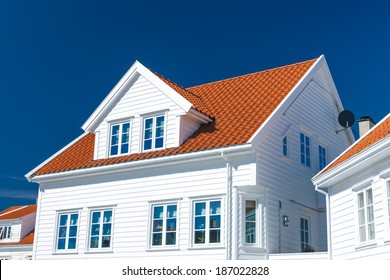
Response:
[312, 112, 390, 186]
[25, 132, 89, 182]
[30, 144, 253, 184]
[248, 55, 324, 143]
[81, 60, 194, 132]
[312, 135, 390, 187]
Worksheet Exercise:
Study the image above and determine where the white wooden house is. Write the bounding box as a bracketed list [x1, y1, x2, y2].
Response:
[26, 55, 352, 260]
[0, 205, 36, 260]
[313, 113, 390, 259]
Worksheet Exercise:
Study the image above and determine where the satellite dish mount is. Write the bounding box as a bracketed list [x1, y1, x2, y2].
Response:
[336, 110, 355, 133]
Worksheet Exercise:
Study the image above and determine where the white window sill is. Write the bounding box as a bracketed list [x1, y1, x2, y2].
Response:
[52, 251, 79, 255]
[146, 247, 180, 252]
[84, 249, 113, 254]
[188, 245, 225, 250]
[355, 242, 377, 251]
[384, 239, 390, 245]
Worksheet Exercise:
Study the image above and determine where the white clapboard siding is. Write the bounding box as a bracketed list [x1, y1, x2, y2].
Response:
[251, 65, 350, 254]
[94, 74, 187, 159]
[328, 158, 390, 259]
[34, 156, 255, 260]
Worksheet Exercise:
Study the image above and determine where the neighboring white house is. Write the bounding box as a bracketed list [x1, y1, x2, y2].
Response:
[313, 113, 390, 259]
[0, 205, 36, 260]
[26, 55, 353, 260]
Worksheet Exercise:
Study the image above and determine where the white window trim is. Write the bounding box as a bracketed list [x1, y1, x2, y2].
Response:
[189, 196, 224, 249]
[241, 196, 262, 247]
[300, 214, 311, 252]
[140, 111, 168, 152]
[147, 200, 180, 251]
[107, 119, 132, 157]
[53, 210, 80, 254]
[282, 134, 289, 158]
[318, 144, 328, 171]
[86, 206, 115, 253]
[353, 186, 376, 247]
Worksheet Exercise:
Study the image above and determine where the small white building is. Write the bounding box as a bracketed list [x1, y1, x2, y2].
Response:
[26, 55, 352, 260]
[0, 205, 36, 260]
[313, 113, 390, 259]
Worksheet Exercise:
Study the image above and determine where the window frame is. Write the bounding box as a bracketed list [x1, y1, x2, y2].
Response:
[300, 132, 311, 167]
[54, 211, 80, 253]
[300, 216, 311, 252]
[282, 135, 288, 157]
[142, 112, 167, 152]
[108, 120, 132, 157]
[242, 198, 261, 246]
[318, 144, 327, 171]
[148, 202, 179, 249]
[87, 207, 114, 252]
[356, 187, 375, 244]
[190, 197, 224, 248]
[0, 226, 11, 240]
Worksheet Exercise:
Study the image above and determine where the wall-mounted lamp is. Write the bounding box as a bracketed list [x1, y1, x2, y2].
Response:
[282, 215, 289, 227]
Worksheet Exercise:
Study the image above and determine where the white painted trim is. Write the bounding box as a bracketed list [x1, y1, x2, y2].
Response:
[313, 113, 390, 187]
[81, 61, 194, 132]
[25, 132, 89, 181]
[30, 144, 253, 184]
[248, 55, 323, 143]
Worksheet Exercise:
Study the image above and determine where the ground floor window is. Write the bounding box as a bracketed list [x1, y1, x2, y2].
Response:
[151, 203, 177, 247]
[357, 188, 375, 242]
[89, 209, 113, 250]
[56, 212, 79, 251]
[193, 199, 221, 245]
[300, 217, 310, 252]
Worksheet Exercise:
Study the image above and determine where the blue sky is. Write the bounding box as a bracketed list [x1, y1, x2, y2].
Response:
[0, 0, 389, 210]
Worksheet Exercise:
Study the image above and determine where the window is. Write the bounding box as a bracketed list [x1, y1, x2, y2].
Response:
[143, 115, 165, 151]
[56, 212, 79, 251]
[151, 204, 177, 247]
[0, 226, 11, 240]
[357, 188, 375, 242]
[300, 217, 310, 252]
[300, 132, 311, 167]
[110, 121, 130, 156]
[245, 200, 257, 244]
[387, 181, 390, 228]
[318, 145, 327, 170]
[193, 200, 221, 245]
[282, 136, 288, 157]
[89, 209, 113, 250]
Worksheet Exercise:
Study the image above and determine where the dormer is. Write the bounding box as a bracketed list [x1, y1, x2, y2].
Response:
[0, 205, 36, 244]
[82, 61, 213, 160]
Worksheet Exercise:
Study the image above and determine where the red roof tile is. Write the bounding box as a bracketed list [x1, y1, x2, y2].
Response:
[32, 58, 317, 177]
[0, 205, 37, 220]
[320, 114, 390, 175]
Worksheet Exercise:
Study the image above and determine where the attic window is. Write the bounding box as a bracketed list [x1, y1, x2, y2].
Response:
[0, 226, 11, 240]
[143, 114, 165, 151]
[109, 121, 131, 156]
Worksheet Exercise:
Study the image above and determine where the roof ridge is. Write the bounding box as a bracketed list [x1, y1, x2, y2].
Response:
[188, 58, 318, 89]
[0, 205, 27, 217]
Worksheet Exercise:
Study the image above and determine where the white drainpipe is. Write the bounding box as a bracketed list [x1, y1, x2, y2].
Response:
[221, 152, 232, 260]
[315, 185, 332, 260]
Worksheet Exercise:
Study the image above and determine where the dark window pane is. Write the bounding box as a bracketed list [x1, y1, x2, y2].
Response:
[155, 137, 164, 148]
[194, 231, 205, 244]
[166, 218, 176, 231]
[90, 237, 99, 248]
[210, 201, 221, 214]
[195, 202, 206, 216]
[60, 215, 68, 226]
[153, 206, 163, 219]
[210, 216, 220, 228]
[195, 216, 205, 229]
[153, 220, 163, 232]
[102, 236, 111, 248]
[69, 226, 77, 237]
[166, 232, 176, 245]
[152, 233, 162, 246]
[68, 238, 76, 249]
[57, 238, 65, 250]
[209, 230, 220, 243]
[144, 139, 152, 150]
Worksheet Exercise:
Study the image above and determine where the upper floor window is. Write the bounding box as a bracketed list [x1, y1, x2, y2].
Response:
[282, 136, 288, 157]
[110, 122, 131, 156]
[300, 132, 311, 167]
[300, 217, 310, 252]
[0, 226, 11, 240]
[89, 209, 113, 250]
[318, 145, 327, 170]
[151, 203, 177, 247]
[56, 212, 79, 251]
[193, 200, 221, 245]
[143, 115, 165, 151]
[357, 188, 375, 242]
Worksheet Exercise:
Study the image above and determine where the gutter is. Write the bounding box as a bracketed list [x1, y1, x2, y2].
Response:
[315, 185, 332, 260]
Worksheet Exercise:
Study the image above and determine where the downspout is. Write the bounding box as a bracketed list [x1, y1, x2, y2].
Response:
[221, 152, 232, 260]
[32, 186, 43, 260]
[315, 185, 332, 260]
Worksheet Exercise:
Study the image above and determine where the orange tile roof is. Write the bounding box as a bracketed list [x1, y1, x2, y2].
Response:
[0, 205, 37, 220]
[0, 230, 34, 246]
[320, 114, 390, 175]
[32, 58, 317, 177]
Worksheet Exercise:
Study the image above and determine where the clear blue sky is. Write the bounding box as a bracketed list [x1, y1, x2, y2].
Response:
[0, 0, 389, 210]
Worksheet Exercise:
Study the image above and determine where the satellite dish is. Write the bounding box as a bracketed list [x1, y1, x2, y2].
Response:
[338, 110, 355, 128]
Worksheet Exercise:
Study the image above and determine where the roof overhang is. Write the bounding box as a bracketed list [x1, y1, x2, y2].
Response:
[81, 60, 196, 132]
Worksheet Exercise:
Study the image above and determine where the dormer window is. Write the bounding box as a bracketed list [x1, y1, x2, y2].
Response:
[0, 226, 11, 240]
[143, 114, 165, 151]
[109, 121, 131, 156]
